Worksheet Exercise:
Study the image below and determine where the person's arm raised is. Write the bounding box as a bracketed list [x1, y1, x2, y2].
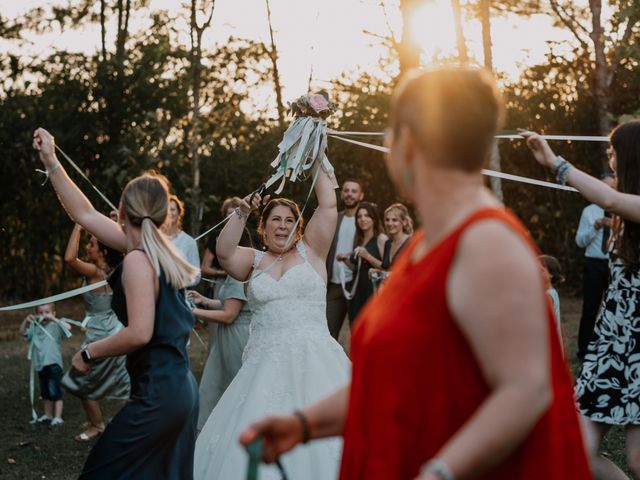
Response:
[33, 128, 126, 252]
[427, 219, 552, 479]
[302, 166, 338, 262]
[216, 193, 263, 281]
[521, 130, 640, 223]
[64, 225, 102, 280]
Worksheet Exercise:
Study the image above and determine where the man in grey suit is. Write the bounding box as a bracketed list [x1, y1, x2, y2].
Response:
[326, 179, 364, 339]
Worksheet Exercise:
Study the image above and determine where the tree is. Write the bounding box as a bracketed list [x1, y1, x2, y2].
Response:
[398, 0, 422, 75]
[479, 0, 504, 201]
[451, 0, 469, 64]
[188, 0, 216, 234]
[264, 0, 285, 125]
[497, 0, 640, 171]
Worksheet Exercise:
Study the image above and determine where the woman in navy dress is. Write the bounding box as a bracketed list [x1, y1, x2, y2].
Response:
[33, 128, 199, 479]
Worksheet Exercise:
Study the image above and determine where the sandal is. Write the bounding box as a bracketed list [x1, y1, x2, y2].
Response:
[74, 424, 105, 442]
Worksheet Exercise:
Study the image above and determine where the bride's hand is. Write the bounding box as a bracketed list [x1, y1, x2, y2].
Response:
[239, 413, 304, 463]
[240, 191, 271, 214]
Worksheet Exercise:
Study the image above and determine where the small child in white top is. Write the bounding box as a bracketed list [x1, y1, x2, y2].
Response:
[19, 303, 71, 425]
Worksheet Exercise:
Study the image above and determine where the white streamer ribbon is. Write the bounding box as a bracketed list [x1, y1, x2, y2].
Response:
[328, 135, 578, 193]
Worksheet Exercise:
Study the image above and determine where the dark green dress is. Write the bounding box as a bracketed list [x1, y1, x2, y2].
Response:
[348, 237, 382, 322]
[80, 253, 199, 479]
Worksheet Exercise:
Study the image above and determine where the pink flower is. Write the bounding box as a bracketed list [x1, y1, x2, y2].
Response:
[308, 94, 329, 113]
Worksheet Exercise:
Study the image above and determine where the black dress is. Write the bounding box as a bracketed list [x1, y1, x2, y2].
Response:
[348, 237, 382, 322]
[381, 237, 411, 270]
[80, 253, 199, 479]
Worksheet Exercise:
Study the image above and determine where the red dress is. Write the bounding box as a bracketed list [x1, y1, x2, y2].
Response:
[340, 208, 590, 480]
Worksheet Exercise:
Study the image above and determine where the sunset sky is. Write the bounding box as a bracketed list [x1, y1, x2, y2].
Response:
[1, 0, 579, 99]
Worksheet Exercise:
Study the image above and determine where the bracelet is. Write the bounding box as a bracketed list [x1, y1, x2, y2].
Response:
[48, 162, 62, 175]
[420, 459, 455, 480]
[234, 207, 249, 221]
[293, 409, 311, 444]
[35, 161, 62, 186]
[553, 156, 573, 186]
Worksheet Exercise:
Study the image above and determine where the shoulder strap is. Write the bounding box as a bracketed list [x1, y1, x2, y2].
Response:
[253, 249, 265, 269]
[296, 240, 308, 261]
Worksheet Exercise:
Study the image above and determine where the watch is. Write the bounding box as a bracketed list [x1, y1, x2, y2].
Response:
[81, 345, 93, 364]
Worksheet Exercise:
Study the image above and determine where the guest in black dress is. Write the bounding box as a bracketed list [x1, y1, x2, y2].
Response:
[337, 202, 387, 322]
[380, 203, 413, 269]
[32, 127, 199, 480]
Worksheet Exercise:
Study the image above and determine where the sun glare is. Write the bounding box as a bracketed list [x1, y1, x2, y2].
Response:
[408, 0, 459, 59]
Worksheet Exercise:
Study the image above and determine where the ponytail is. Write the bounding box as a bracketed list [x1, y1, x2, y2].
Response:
[140, 218, 197, 289]
[121, 173, 198, 289]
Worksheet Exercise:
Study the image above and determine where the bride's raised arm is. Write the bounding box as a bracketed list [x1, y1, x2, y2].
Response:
[216, 193, 261, 281]
[303, 166, 338, 261]
[33, 128, 126, 252]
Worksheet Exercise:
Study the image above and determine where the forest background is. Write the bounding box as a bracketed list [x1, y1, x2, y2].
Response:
[2, 0, 640, 300]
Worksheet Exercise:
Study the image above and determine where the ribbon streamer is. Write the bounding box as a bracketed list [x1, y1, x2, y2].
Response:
[328, 129, 609, 142]
[54, 146, 118, 211]
[266, 117, 337, 194]
[328, 135, 578, 193]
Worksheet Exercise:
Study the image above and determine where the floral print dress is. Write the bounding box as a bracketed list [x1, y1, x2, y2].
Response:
[575, 249, 640, 424]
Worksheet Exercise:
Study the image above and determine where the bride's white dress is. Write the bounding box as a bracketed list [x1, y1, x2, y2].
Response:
[194, 241, 351, 479]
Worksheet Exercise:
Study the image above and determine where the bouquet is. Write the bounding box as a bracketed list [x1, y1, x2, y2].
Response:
[265, 91, 339, 194]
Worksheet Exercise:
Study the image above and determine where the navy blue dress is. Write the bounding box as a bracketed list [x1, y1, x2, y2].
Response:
[80, 253, 199, 479]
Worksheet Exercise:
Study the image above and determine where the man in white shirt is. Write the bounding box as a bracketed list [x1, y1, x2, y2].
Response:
[575, 175, 615, 360]
[326, 179, 364, 340]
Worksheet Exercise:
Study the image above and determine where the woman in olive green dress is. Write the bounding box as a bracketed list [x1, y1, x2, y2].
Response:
[61, 224, 130, 441]
[189, 278, 252, 432]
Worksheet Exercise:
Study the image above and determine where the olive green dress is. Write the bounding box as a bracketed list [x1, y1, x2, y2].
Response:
[196, 276, 252, 431]
[62, 286, 130, 400]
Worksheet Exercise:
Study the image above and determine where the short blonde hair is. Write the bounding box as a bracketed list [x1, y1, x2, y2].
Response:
[121, 172, 197, 289]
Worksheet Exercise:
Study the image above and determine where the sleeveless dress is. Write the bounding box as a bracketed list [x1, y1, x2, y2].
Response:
[348, 237, 381, 321]
[62, 284, 130, 400]
[197, 276, 252, 431]
[340, 209, 590, 480]
[79, 255, 199, 479]
[575, 246, 640, 424]
[194, 240, 351, 480]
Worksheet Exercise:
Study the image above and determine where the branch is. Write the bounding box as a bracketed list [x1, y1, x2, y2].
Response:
[549, 0, 590, 50]
[607, 14, 640, 89]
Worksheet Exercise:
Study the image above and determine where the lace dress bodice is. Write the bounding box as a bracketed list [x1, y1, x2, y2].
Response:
[242, 241, 340, 364]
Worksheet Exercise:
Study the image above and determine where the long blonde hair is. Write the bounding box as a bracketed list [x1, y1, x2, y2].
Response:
[121, 172, 198, 289]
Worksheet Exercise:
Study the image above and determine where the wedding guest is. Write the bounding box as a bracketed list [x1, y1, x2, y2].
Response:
[523, 120, 640, 479]
[33, 128, 199, 479]
[61, 224, 130, 442]
[163, 194, 201, 286]
[336, 202, 387, 322]
[575, 175, 615, 360]
[326, 179, 364, 339]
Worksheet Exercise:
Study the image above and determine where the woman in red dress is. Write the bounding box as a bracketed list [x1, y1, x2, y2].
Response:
[240, 68, 590, 480]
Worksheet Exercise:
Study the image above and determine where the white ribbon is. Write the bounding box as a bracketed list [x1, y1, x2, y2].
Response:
[328, 135, 578, 193]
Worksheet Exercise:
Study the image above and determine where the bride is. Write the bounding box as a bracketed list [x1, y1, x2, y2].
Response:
[193, 166, 351, 479]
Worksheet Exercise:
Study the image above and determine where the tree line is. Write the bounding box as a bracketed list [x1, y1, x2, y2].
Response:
[1, 0, 639, 300]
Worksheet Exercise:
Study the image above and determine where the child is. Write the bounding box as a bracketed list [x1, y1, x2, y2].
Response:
[19, 302, 71, 426]
[539, 255, 564, 341]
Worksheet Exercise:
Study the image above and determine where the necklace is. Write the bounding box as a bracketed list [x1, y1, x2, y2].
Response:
[266, 247, 295, 261]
